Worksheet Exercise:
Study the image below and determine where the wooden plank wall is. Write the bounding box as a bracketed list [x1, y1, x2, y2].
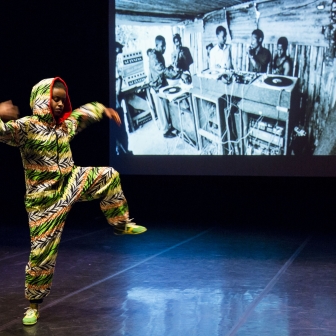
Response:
[198, 0, 336, 154]
[185, 20, 204, 75]
[226, 0, 330, 46]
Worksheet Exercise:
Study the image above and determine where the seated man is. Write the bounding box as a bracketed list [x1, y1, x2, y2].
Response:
[247, 29, 271, 73]
[209, 26, 233, 71]
[273, 37, 292, 76]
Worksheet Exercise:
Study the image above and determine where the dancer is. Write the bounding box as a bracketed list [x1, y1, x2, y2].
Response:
[0, 77, 147, 326]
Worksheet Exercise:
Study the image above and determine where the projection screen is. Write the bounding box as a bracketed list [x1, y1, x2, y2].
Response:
[109, 0, 336, 176]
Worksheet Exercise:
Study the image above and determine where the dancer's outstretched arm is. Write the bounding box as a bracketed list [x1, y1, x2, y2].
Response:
[0, 100, 27, 147]
[67, 103, 121, 141]
[104, 107, 121, 126]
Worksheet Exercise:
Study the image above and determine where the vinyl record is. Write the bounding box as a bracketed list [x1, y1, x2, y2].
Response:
[264, 76, 293, 87]
[163, 87, 181, 94]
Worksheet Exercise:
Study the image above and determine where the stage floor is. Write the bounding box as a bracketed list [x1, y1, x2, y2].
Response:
[0, 220, 336, 335]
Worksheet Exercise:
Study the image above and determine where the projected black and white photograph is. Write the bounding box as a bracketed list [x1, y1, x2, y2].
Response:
[112, 0, 336, 156]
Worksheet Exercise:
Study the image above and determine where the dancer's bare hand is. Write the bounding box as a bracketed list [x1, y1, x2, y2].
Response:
[0, 100, 19, 122]
[104, 107, 121, 126]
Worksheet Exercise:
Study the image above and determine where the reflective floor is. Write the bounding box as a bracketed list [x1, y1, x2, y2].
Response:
[0, 219, 336, 335]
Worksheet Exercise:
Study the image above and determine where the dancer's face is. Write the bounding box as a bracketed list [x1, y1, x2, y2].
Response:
[51, 87, 66, 119]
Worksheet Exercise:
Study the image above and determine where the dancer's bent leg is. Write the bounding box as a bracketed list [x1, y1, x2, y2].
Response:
[23, 166, 146, 324]
[78, 167, 146, 235]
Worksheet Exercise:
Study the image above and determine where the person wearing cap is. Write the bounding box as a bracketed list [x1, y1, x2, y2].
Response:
[171, 33, 193, 73]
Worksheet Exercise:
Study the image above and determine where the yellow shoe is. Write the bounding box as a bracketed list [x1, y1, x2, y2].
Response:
[22, 308, 39, 325]
[114, 221, 147, 235]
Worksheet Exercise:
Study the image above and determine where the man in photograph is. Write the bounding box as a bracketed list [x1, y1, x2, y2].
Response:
[206, 43, 214, 69]
[273, 37, 292, 76]
[114, 41, 132, 155]
[171, 33, 193, 73]
[247, 29, 271, 73]
[148, 35, 179, 138]
[209, 25, 233, 70]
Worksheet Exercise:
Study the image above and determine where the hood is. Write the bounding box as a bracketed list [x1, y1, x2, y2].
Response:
[30, 77, 72, 125]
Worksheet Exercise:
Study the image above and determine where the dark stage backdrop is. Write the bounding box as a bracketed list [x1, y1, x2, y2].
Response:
[0, 1, 335, 230]
[0, 1, 110, 224]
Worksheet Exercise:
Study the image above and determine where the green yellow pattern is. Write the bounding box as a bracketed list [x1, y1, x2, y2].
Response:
[0, 77, 130, 300]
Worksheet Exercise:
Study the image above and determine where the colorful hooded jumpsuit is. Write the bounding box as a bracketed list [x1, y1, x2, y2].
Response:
[0, 77, 130, 301]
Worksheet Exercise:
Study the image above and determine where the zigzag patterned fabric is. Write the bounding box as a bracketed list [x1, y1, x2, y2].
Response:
[0, 77, 130, 300]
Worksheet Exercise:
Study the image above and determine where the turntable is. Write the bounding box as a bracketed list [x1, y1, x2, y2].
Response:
[199, 69, 227, 80]
[233, 71, 258, 84]
[159, 85, 188, 102]
[264, 76, 293, 87]
[163, 86, 182, 95]
[253, 74, 297, 92]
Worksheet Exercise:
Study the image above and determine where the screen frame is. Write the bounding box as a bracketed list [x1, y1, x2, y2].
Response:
[110, 0, 336, 177]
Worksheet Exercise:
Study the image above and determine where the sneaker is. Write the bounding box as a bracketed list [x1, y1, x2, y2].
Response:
[22, 308, 39, 325]
[114, 221, 147, 235]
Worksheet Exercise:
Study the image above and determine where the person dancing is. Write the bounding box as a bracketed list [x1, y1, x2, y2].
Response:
[0, 77, 147, 325]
